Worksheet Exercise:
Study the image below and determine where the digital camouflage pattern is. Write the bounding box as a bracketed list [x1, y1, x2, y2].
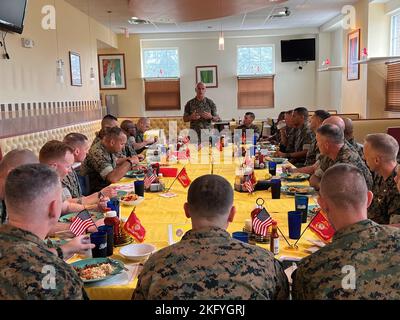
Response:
[368, 169, 400, 225]
[80, 141, 117, 192]
[284, 127, 296, 152]
[184, 97, 218, 139]
[304, 136, 319, 166]
[348, 138, 364, 160]
[314, 142, 373, 189]
[0, 224, 86, 300]
[132, 227, 289, 300]
[236, 124, 261, 140]
[123, 136, 138, 157]
[292, 220, 400, 300]
[293, 125, 314, 154]
[62, 170, 82, 199]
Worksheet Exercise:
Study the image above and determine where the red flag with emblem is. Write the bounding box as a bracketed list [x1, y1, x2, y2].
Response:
[177, 167, 191, 188]
[124, 209, 146, 242]
[310, 210, 335, 241]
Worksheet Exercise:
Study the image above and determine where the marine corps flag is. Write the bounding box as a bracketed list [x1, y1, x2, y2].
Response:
[310, 210, 335, 241]
[124, 208, 146, 243]
[177, 167, 191, 188]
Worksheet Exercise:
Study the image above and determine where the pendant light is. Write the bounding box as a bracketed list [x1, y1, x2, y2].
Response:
[54, 0, 64, 84]
[218, 0, 224, 51]
[107, 10, 117, 88]
[87, 0, 96, 82]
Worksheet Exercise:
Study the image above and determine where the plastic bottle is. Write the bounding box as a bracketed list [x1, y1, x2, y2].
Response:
[104, 211, 120, 244]
[270, 220, 279, 255]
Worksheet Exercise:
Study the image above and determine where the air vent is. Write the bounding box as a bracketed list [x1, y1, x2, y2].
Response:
[270, 7, 291, 18]
[128, 17, 150, 25]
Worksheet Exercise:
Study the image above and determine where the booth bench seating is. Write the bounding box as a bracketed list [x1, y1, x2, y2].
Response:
[0, 120, 101, 157]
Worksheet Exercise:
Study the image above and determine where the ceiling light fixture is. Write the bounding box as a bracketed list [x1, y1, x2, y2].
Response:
[107, 10, 117, 88]
[54, 0, 64, 84]
[87, 0, 95, 82]
[218, 0, 224, 51]
[271, 7, 291, 18]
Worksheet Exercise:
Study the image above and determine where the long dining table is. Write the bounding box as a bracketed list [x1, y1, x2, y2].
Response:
[68, 144, 323, 300]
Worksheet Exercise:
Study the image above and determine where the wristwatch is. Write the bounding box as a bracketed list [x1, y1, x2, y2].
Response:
[55, 246, 64, 260]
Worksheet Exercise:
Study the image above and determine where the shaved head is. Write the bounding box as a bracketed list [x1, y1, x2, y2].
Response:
[322, 116, 345, 132]
[320, 164, 368, 213]
[343, 118, 354, 139]
[365, 133, 399, 162]
[0, 149, 38, 175]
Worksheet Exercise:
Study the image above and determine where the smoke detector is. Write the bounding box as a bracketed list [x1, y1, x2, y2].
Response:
[271, 7, 291, 18]
[128, 17, 150, 25]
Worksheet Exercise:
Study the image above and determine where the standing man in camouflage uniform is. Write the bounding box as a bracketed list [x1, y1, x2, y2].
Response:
[364, 133, 400, 225]
[292, 164, 400, 299]
[81, 127, 139, 193]
[0, 149, 38, 224]
[133, 174, 289, 300]
[310, 124, 372, 190]
[0, 164, 88, 299]
[183, 82, 221, 143]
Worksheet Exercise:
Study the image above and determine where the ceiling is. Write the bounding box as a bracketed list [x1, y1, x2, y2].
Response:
[65, 0, 358, 34]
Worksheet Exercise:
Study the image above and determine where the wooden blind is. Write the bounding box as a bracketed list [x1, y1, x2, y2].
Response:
[386, 62, 400, 112]
[144, 79, 181, 111]
[237, 76, 274, 109]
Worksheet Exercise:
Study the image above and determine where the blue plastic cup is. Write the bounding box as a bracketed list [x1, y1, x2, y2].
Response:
[295, 195, 309, 223]
[90, 231, 108, 258]
[288, 211, 303, 239]
[98, 225, 114, 256]
[232, 231, 249, 243]
[269, 161, 277, 176]
[107, 197, 120, 217]
[134, 180, 145, 196]
[270, 179, 281, 199]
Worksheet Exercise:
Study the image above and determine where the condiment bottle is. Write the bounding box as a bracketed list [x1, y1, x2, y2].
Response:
[270, 220, 279, 255]
[104, 211, 120, 243]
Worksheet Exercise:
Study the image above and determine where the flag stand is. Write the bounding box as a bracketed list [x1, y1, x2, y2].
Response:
[165, 165, 186, 192]
[277, 226, 292, 247]
[293, 211, 320, 247]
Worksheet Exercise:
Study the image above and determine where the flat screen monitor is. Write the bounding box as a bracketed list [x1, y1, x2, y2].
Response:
[281, 38, 316, 62]
[0, 0, 28, 34]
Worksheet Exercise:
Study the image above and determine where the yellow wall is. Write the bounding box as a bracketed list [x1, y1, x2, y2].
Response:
[0, 0, 117, 104]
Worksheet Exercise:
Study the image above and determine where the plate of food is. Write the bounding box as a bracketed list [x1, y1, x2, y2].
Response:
[124, 170, 145, 179]
[71, 258, 125, 283]
[280, 172, 310, 181]
[281, 185, 315, 195]
[269, 157, 288, 164]
[59, 211, 104, 223]
[120, 193, 144, 206]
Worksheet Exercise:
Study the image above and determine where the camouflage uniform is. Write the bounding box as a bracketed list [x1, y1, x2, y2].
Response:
[288, 125, 314, 167]
[236, 124, 261, 140]
[80, 141, 118, 193]
[91, 132, 101, 147]
[123, 136, 138, 157]
[62, 170, 82, 199]
[348, 138, 364, 159]
[284, 127, 296, 152]
[132, 227, 289, 300]
[0, 224, 86, 300]
[133, 125, 147, 154]
[368, 169, 400, 225]
[314, 143, 373, 189]
[184, 97, 218, 140]
[304, 136, 319, 166]
[292, 219, 400, 300]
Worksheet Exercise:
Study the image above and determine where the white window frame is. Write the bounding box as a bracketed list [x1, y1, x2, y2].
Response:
[141, 47, 180, 79]
[236, 44, 275, 77]
[390, 13, 400, 56]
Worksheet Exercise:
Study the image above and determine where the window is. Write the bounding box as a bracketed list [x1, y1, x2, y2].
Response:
[144, 79, 181, 111]
[237, 45, 275, 76]
[390, 13, 400, 56]
[142, 48, 180, 78]
[386, 62, 400, 112]
[237, 77, 274, 109]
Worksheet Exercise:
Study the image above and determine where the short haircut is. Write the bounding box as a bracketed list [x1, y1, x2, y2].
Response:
[320, 164, 368, 210]
[101, 114, 118, 128]
[317, 124, 344, 144]
[39, 140, 74, 163]
[294, 107, 309, 120]
[365, 133, 399, 162]
[103, 126, 124, 140]
[0, 149, 38, 174]
[138, 117, 149, 124]
[63, 133, 88, 148]
[120, 120, 135, 132]
[5, 163, 60, 210]
[313, 110, 331, 122]
[187, 175, 233, 218]
[245, 112, 255, 120]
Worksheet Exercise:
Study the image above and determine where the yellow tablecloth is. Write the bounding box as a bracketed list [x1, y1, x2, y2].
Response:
[72, 146, 321, 300]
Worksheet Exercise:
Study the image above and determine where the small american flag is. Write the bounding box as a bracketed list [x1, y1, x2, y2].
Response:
[252, 208, 273, 236]
[144, 167, 157, 189]
[243, 180, 254, 193]
[69, 210, 96, 236]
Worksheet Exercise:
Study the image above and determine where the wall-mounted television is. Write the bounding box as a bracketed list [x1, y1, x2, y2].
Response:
[281, 38, 316, 62]
[0, 0, 28, 34]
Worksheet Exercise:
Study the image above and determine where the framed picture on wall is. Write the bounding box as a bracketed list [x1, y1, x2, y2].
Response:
[69, 51, 82, 86]
[98, 53, 127, 89]
[347, 29, 360, 81]
[196, 65, 218, 88]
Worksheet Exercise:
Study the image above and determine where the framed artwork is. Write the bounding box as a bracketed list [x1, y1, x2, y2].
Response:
[98, 53, 127, 90]
[196, 65, 218, 88]
[69, 51, 82, 86]
[347, 29, 360, 81]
